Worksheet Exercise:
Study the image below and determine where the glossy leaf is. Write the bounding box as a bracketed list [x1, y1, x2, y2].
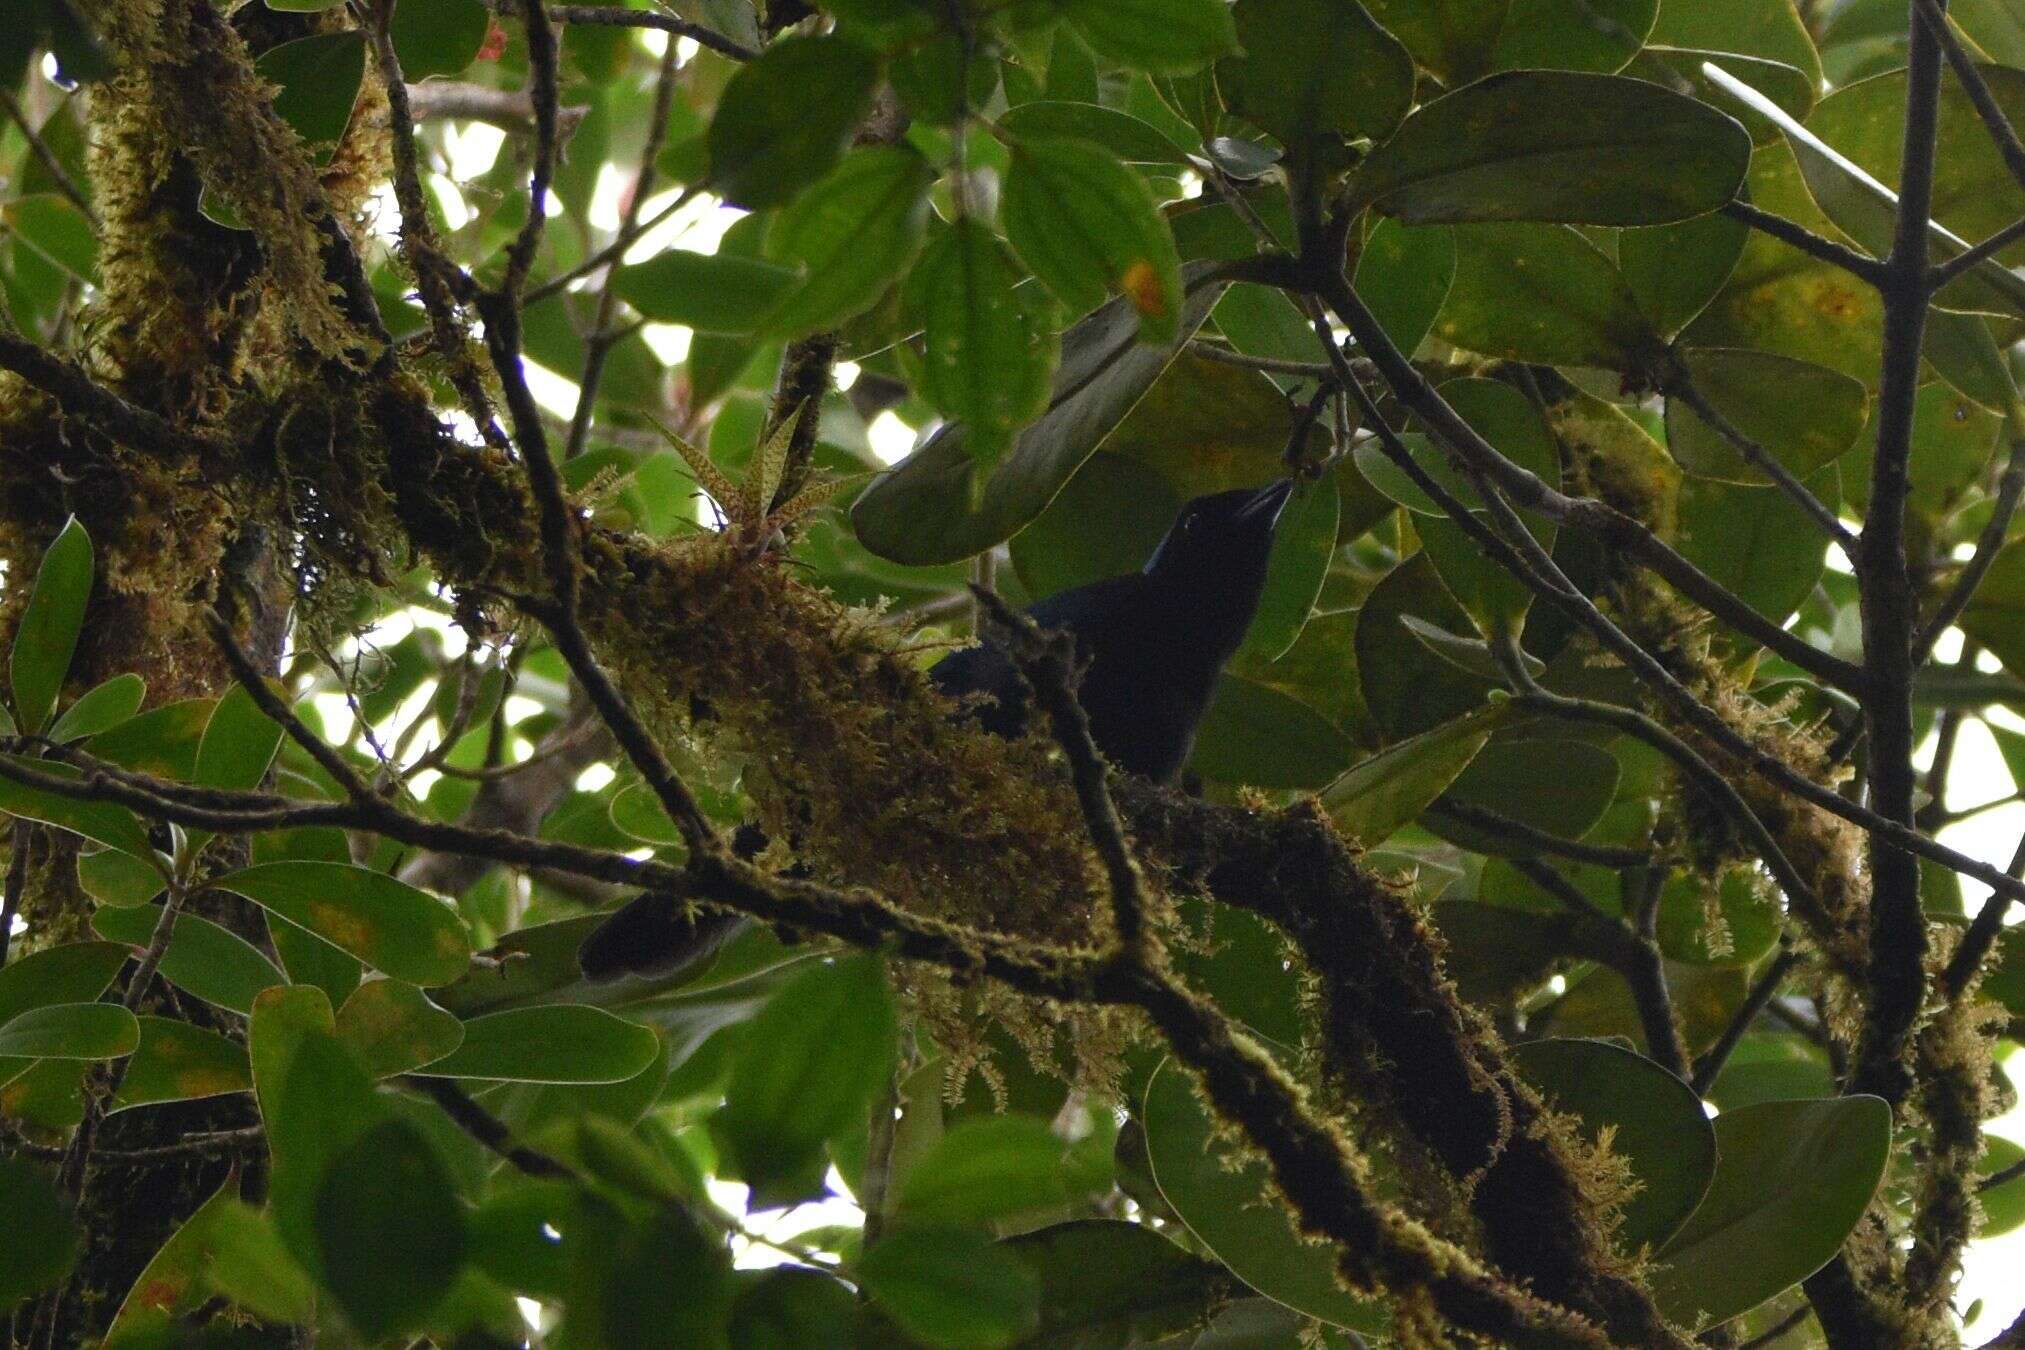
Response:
[390, 0, 489, 80]
[1352, 72, 1750, 227]
[1321, 706, 1501, 846]
[1000, 1219, 1236, 1348]
[0, 755, 158, 865]
[718, 954, 895, 1206]
[896, 1115, 1083, 1225]
[211, 860, 472, 987]
[101, 1174, 239, 1343]
[1217, 0, 1415, 151]
[11, 515, 92, 734]
[417, 1003, 657, 1083]
[0, 1157, 78, 1311]
[93, 903, 284, 1016]
[0, 941, 128, 1024]
[1058, 0, 1238, 74]
[110, 1016, 251, 1111]
[1432, 739, 1621, 857]
[761, 146, 936, 338]
[256, 33, 367, 152]
[0, 1001, 139, 1059]
[1619, 209, 1749, 337]
[708, 35, 879, 210]
[997, 101, 1192, 165]
[908, 218, 1061, 488]
[614, 250, 799, 332]
[1434, 223, 1656, 370]
[857, 1225, 1041, 1350]
[315, 1117, 467, 1338]
[1677, 470, 1838, 630]
[1487, 0, 1657, 73]
[1666, 348, 1868, 483]
[336, 978, 464, 1078]
[1242, 479, 1338, 661]
[1190, 674, 1357, 789]
[1003, 137, 1183, 344]
[852, 264, 1224, 564]
[45, 672, 142, 744]
[1510, 1038, 1716, 1252]
[1143, 1059, 1387, 1332]
[1352, 218, 1457, 359]
[1649, 1096, 1892, 1325]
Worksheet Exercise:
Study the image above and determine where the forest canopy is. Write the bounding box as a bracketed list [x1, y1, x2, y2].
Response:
[4, 0, 2025, 1346]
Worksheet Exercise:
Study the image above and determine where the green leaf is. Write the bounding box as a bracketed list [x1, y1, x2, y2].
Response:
[896, 1115, 1081, 1225]
[1353, 218, 1457, 359]
[857, 1225, 1041, 1349]
[194, 681, 286, 793]
[1142, 1059, 1387, 1332]
[908, 219, 1062, 488]
[0, 756, 159, 865]
[315, 1117, 467, 1338]
[77, 847, 163, 908]
[110, 1016, 251, 1112]
[851, 262, 1225, 564]
[1648, 0, 1822, 89]
[1487, 0, 1657, 73]
[1321, 706, 1501, 846]
[1352, 72, 1750, 227]
[1432, 739, 1621, 857]
[1960, 536, 2025, 677]
[711, 34, 880, 210]
[1434, 223, 1657, 369]
[196, 1199, 319, 1325]
[730, 1265, 860, 1348]
[1677, 470, 1837, 631]
[1511, 1038, 1716, 1252]
[0, 1001, 139, 1058]
[1008, 453, 1181, 602]
[250, 986, 382, 1262]
[0, 1157, 78, 1311]
[414, 1003, 656, 1083]
[997, 100, 1192, 165]
[211, 860, 472, 987]
[0, 941, 128, 1025]
[390, 0, 489, 80]
[1619, 210, 1749, 338]
[1217, 0, 1414, 151]
[336, 978, 464, 1078]
[1979, 1134, 2025, 1238]
[1058, 0, 1238, 74]
[1002, 137, 1184, 343]
[45, 673, 143, 744]
[1356, 552, 1496, 739]
[718, 953, 895, 1206]
[92, 903, 284, 1016]
[1001, 1219, 1236, 1347]
[1666, 348, 1869, 484]
[255, 32, 367, 152]
[85, 696, 212, 780]
[1361, 0, 1510, 84]
[761, 145, 936, 338]
[1649, 1096, 1892, 1325]
[614, 249, 799, 332]
[102, 1174, 238, 1343]
[11, 515, 92, 734]
[1242, 480, 1338, 661]
[6, 194, 96, 283]
[1190, 674, 1356, 789]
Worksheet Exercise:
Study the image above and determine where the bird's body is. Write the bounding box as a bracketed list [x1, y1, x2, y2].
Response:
[577, 479, 1295, 982]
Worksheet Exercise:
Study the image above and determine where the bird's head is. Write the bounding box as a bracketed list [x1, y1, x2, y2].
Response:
[1141, 479, 1295, 603]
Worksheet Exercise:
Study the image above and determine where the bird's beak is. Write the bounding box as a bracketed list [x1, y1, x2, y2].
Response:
[1235, 478, 1296, 530]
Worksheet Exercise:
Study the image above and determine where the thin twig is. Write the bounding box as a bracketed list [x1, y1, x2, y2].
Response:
[500, 0, 562, 299]
[1720, 200, 1888, 286]
[972, 586, 1150, 948]
[1913, 417, 2025, 663]
[1430, 798, 1651, 869]
[0, 333, 225, 460]
[1913, 0, 2025, 197]
[0, 88, 96, 226]
[1692, 945, 1802, 1096]
[503, 0, 758, 61]
[1185, 341, 1337, 380]
[1929, 214, 2025, 288]
[400, 1076, 580, 1179]
[1667, 377, 1857, 556]
[565, 38, 681, 461]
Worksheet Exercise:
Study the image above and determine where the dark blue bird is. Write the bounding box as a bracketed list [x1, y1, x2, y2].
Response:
[576, 478, 1296, 982]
